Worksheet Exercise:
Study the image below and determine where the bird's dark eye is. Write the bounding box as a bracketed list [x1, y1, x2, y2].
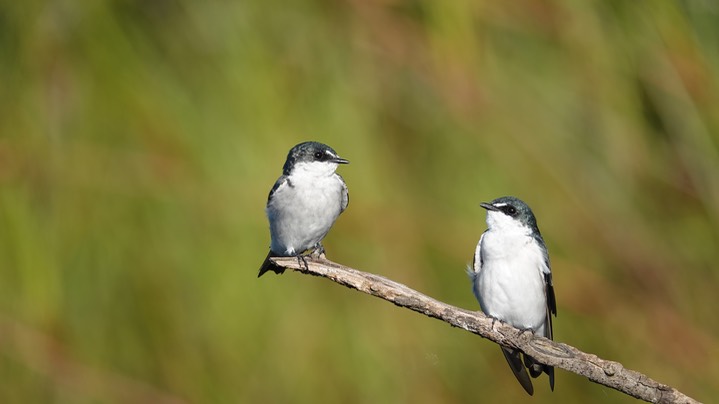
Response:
[314, 151, 323, 159]
[506, 206, 517, 215]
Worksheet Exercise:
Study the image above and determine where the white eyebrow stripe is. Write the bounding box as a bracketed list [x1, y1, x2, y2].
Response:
[494, 203, 508, 207]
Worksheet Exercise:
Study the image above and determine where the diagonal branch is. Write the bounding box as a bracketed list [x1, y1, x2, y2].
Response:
[270, 257, 699, 404]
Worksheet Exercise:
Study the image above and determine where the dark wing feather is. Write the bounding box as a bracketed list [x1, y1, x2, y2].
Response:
[544, 270, 556, 391]
[477, 231, 486, 269]
[545, 272, 556, 332]
[260, 176, 291, 278]
[536, 233, 557, 391]
[337, 173, 349, 213]
[267, 175, 291, 204]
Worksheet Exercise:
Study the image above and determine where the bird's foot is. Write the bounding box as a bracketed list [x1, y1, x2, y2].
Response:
[295, 254, 310, 271]
[518, 327, 536, 342]
[310, 243, 326, 259]
[519, 327, 535, 336]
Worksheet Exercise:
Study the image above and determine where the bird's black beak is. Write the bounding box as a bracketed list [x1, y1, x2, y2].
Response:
[480, 202, 498, 211]
[332, 157, 349, 164]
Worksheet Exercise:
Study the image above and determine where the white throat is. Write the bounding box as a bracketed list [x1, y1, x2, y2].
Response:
[486, 211, 529, 236]
[291, 161, 338, 179]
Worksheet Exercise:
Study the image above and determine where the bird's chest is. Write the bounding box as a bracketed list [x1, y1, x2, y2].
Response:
[270, 174, 343, 225]
[283, 175, 341, 213]
[481, 235, 544, 292]
[481, 231, 535, 261]
[478, 231, 546, 327]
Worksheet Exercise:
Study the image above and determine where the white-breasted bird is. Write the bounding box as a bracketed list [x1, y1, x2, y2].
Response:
[258, 141, 349, 277]
[469, 196, 556, 395]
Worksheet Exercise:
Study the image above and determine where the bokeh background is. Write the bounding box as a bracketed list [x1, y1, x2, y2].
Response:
[1, 1, 718, 403]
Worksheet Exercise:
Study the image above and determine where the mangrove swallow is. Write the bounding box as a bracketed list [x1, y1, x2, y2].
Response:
[469, 196, 556, 395]
[258, 141, 349, 277]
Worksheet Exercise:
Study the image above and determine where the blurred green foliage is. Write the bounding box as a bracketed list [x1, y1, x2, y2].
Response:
[1, 0, 718, 403]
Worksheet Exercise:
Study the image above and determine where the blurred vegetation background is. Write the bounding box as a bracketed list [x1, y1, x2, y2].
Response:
[1, 0, 718, 403]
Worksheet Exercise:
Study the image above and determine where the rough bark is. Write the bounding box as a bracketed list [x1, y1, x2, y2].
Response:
[270, 256, 699, 404]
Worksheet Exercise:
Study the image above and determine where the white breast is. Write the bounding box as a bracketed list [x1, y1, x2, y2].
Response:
[266, 165, 345, 255]
[473, 226, 548, 332]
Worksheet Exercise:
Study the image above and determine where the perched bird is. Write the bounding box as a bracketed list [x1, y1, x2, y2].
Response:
[469, 196, 556, 395]
[258, 141, 349, 277]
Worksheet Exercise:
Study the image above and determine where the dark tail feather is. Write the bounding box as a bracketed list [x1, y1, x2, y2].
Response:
[258, 252, 285, 277]
[524, 354, 554, 391]
[525, 355, 543, 378]
[501, 347, 534, 396]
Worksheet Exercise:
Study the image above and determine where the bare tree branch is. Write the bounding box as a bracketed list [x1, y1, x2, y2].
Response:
[270, 256, 699, 404]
